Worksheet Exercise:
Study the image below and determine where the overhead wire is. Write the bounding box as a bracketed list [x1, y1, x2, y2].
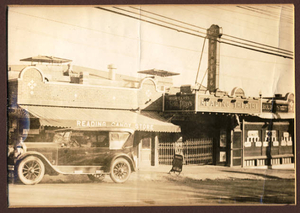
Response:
[113, 6, 207, 36]
[203, 5, 293, 38]
[126, 6, 293, 54]
[95, 7, 207, 38]
[129, 6, 207, 30]
[236, 6, 293, 24]
[96, 6, 293, 58]
[242, 5, 293, 20]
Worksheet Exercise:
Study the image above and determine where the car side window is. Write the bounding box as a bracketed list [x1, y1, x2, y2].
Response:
[94, 133, 109, 147]
[53, 131, 71, 145]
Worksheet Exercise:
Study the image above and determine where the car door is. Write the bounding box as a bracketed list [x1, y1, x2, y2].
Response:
[57, 131, 93, 166]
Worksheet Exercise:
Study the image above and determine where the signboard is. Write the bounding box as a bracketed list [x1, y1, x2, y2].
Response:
[262, 103, 289, 113]
[197, 95, 261, 114]
[164, 94, 195, 111]
[207, 25, 221, 92]
[164, 94, 261, 114]
[76, 120, 155, 131]
[248, 131, 259, 137]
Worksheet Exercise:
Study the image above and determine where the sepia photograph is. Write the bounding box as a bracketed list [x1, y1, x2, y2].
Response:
[6, 4, 295, 207]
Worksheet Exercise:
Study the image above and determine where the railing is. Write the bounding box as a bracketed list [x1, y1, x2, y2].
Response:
[158, 138, 213, 165]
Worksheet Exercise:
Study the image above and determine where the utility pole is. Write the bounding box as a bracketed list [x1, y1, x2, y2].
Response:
[207, 25, 222, 92]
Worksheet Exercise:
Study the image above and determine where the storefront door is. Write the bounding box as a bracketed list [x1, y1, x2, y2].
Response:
[139, 137, 152, 166]
[217, 129, 228, 165]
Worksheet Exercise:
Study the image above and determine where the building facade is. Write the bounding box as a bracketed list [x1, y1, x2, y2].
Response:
[164, 86, 294, 168]
[8, 58, 295, 168]
[8, 61, 181, 169]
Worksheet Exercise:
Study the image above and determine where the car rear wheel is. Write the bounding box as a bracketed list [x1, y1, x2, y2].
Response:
[110, 158, 131, 183]
[17, 156, 45, 185]
[87, 174, 105, 182]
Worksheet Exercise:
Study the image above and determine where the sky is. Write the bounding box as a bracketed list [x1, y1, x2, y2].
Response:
[8, 5, 294, 97]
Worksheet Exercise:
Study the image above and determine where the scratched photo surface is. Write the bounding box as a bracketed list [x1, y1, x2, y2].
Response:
[7, 5, 295, 207]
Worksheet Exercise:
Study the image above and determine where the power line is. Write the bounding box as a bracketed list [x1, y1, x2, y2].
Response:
[116, 6, 292, 56]
[113, 6, 207, 36]
[222, 33, 293, 54]
[219, 40, 293, 59]
[204, 5, 293, 38]
[236, 6, 293, 24]
[244, 6, 293, 20]
[129, 6, 207, 30]
[95, 7, 207, 38]
[126, 6, 292, 54]
[96, 7, 293, 59]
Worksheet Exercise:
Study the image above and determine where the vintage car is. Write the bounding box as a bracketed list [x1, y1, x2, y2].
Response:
[8, 127, 137, 185]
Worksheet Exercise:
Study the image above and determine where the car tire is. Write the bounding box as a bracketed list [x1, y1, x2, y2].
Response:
[110, 158, 131, 183]
[17, 156, 45, 185]
[87, 174, 105, 182]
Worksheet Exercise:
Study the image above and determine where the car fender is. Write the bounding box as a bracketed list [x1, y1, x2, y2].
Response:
[105, 153, 136, 173]
[16, 151, 60, 175]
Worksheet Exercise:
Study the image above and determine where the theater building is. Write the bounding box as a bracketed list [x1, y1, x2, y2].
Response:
[7, 56, 181, 168]
[164, 86, 294, 168]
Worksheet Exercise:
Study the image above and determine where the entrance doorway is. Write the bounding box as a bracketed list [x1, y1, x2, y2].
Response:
[139, 137, 152, 166]
[216, 129, 228, 165]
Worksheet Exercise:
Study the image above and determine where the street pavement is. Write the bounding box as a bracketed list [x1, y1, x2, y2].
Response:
[8, 164, 296, 206]
[131, 164, 295, 182]
[24, 164, 295, 184]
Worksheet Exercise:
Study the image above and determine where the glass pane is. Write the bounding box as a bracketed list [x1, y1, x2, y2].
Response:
[220, 151, 226, 162]
[142, 138, 151, 149]
[53, 131, 71, 144]
[110, 132, 130, 149]
[96, 132, 109, 147]
[220, 130, 227, 147]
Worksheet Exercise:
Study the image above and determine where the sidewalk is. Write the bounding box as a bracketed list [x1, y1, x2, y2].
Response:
[130, 164, 296, 182]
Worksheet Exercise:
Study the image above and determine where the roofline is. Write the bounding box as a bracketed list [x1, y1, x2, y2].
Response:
[55, 127, 135, 134]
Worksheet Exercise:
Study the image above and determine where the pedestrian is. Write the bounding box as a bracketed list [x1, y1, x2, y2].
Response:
[14, 136, 27, 159]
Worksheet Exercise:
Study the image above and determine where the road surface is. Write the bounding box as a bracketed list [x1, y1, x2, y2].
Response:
[7, 174, 295, 207]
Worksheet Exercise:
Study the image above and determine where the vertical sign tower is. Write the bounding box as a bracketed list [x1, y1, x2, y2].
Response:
[207, 25, 222, 92]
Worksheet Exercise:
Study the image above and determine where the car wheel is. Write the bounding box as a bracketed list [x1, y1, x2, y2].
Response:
[17, 156, 45, 185]
[87, 174, 105, 182]
[110, 158, 131, 183]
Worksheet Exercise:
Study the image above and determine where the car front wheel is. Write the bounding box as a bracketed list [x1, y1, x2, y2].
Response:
[17, 156, 45, 185]
[110, 158, 131, 183]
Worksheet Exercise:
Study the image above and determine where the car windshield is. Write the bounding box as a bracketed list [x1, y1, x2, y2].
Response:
[110, 132, 130, 149]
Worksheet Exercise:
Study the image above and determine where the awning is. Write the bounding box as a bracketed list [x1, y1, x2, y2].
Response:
[254, 113, 294, 119]
[20, 55, 72, 64]
[19, 105, 181, 133]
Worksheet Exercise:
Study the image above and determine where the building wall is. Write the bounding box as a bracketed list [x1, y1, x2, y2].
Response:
[16, 66, 164, 111]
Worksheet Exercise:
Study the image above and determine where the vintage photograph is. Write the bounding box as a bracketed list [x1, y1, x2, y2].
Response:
[7, 4, 295, 207]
